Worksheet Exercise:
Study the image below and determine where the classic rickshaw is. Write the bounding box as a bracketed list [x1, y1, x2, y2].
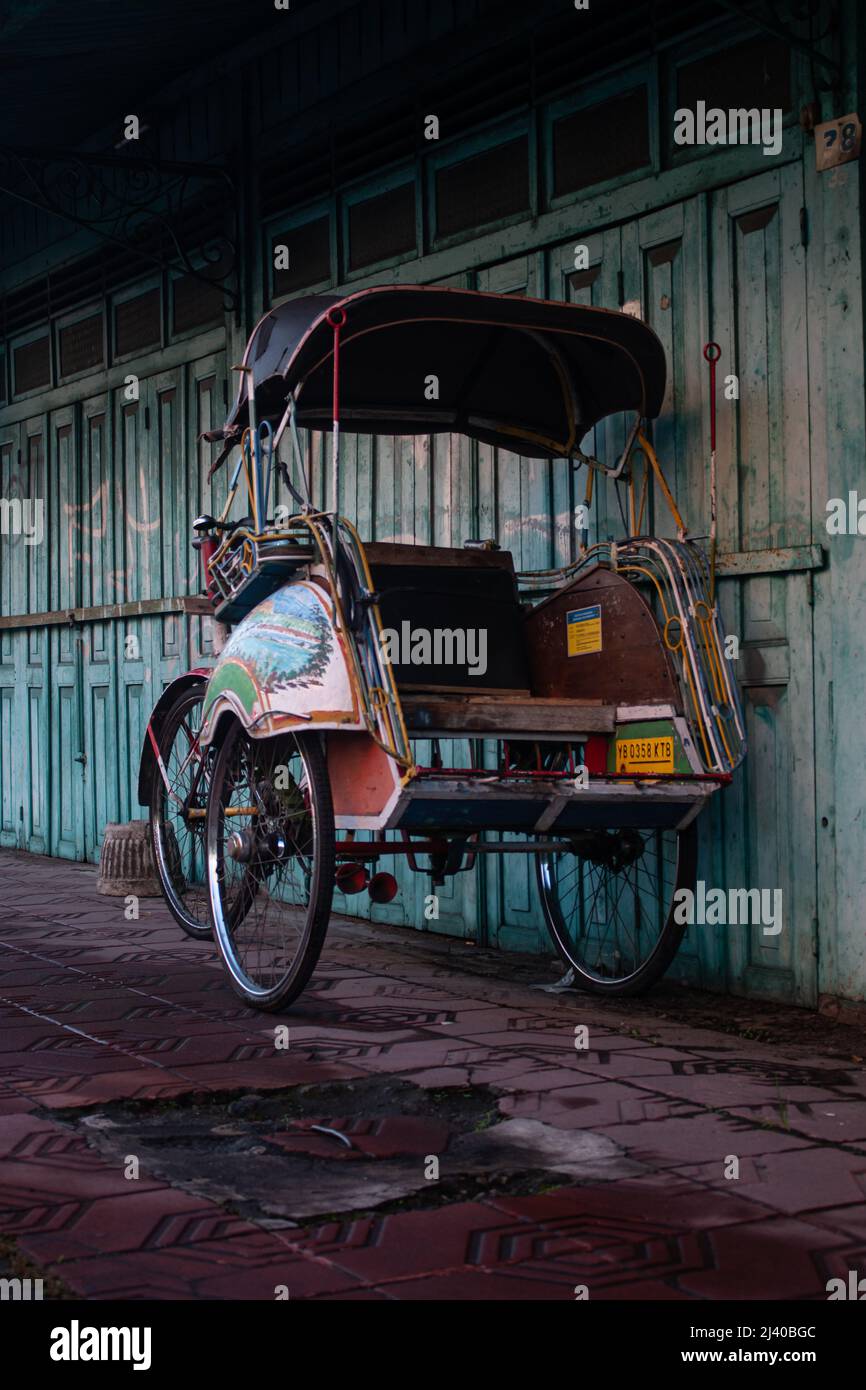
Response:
[138, 285, 746, 1012]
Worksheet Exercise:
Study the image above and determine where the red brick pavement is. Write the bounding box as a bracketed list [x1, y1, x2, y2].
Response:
[1, 849, 865, 1301]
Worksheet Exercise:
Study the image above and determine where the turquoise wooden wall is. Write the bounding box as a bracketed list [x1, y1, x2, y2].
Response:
[0, 2, 863, 1006]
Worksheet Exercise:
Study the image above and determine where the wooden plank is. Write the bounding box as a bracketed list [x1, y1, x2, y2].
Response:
[402, 695, 615, 735]
[398, 683, 532, 698]
[715, 544, 824, 577]
[403, 691, 602, 705]
[365, 540, 514, 570]
[0, 595, 212, 631]
[802, 74, 862, 1006]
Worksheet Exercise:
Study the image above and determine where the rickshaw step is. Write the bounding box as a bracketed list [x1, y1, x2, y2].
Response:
[381, 775, 713, 835]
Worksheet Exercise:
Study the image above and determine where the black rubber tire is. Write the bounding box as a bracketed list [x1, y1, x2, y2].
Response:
[536, 819, 698, 996]
[149, 684, 212, 940]
[205, 722, 335, 1012]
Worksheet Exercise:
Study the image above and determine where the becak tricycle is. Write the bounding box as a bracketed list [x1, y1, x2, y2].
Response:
[138, 286, 745, 1011]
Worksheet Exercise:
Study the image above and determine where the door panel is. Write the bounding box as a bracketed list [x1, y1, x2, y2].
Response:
[476, 172, 817, 996]
[627, 198, 709, 536]
[0, 433, 19, 848]
[708, 166, 817, 1004]
[114, 382, 154, 831]
[189, 356, 227, 665]
[49, 407, 84, 858]
[22, 421, 50, 854]
[548, 232, 624, 551]
[81, 397, 119, 859]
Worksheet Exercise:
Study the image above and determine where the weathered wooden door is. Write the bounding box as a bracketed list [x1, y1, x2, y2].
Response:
[80, 393, 120, 859]
[478, 168, 819, 1003]
[560, 170, 817, 1002]
[49, 404, 86, 859]
[0, 417, 51, 855]
[0, 432, 15, 851]
[706, 165, 818, 1006]
[109, 356, 227, 845]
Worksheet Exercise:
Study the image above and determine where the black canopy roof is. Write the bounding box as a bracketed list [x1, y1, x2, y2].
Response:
[214, 284, 666, 460]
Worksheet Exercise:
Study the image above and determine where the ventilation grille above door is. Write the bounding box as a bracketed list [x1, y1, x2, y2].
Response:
[553, 88, 650, 198]
[115, 289, 162, 356]
[348, 184, 416, 271]
[13, 336, 50, 393]
[271, 216, 331, 298]
[436, 138, 529, 240]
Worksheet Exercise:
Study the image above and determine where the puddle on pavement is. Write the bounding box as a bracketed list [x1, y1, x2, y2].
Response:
[60, 1076, 641, 1226]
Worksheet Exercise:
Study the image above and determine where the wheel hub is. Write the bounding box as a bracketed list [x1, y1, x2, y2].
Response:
[567, 828, 646, 871]
[226, 825, 290, 869]
[226, 828, 256, 863]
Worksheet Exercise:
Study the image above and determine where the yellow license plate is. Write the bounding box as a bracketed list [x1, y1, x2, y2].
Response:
[615, 736, 675, 774]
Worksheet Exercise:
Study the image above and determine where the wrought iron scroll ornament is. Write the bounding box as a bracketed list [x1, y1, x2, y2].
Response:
[0, 145, 239, 313]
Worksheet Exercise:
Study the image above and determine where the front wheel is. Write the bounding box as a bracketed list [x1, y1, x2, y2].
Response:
[205, 721, 335, 1011]
[536, 820, 698, 996]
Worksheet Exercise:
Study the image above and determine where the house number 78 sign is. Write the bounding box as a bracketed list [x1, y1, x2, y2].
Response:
[815, 113, 861, 172]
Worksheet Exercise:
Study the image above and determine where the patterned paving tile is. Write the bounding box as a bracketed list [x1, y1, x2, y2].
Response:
[675, 1216, 845, 1300]
[667, 1145, 866, 1215]
[1, 847, 865, 1300]
[45, 1239, 356, 1300]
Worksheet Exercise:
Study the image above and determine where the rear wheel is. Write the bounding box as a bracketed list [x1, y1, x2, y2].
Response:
[205, 721, 335, 1011]
[149, 685, 212, 940]
[536, 820, 698, 996]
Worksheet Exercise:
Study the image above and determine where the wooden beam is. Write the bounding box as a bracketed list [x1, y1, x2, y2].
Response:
[0, 595, 212, 631]
[401, 695, 616, 736]
[715, 544, 825, 577]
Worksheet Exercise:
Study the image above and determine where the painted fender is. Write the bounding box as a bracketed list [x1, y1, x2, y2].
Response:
[199, 579, 362, 746]
[136, 667, 210, 807]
